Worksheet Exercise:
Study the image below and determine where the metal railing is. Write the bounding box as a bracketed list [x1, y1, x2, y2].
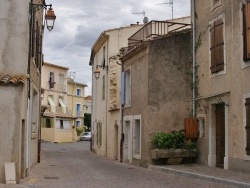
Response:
[128, 20, 191, 49]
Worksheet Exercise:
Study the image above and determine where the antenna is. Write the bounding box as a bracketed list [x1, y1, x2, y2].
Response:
[132, 10, 149, 24]
[156, 0, 174, 20]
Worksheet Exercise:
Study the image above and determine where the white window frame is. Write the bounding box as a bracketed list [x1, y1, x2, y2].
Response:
[133, 115, 141, 160]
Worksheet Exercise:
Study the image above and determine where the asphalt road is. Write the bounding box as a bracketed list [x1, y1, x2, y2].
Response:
[1, 141, 238, 188]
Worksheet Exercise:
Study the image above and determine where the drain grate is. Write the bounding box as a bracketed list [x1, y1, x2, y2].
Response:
[44, 176, 59, 180]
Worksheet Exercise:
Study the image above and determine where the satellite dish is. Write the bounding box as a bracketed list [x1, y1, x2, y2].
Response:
[143, 17, 149, 24]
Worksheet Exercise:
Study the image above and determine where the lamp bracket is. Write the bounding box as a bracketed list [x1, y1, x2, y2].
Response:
[96, 65, 108, 71]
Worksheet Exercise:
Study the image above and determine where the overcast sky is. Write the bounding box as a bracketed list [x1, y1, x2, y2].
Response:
[43, 0, 190, 96]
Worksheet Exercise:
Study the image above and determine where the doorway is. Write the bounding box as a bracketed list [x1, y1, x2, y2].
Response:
[215, 103, 225, 168]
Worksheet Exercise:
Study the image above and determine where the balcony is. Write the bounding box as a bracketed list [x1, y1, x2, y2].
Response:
[128, 20, 191, 50]
[47, 82, 67, 92]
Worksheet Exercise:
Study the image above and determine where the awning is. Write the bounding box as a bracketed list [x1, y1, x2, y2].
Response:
[59, 97, 66, 108]
[48, 96, 56, 106]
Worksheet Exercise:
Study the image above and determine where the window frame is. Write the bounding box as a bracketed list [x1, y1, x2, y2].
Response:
[76, 88, 82, 96]
[133, 115, 141, 159]
[243, 0, 250, 62]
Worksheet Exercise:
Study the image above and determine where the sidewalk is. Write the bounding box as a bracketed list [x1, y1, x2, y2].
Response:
[148, 164, 250, 188]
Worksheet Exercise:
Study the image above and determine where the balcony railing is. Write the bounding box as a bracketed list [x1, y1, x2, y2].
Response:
[46, 82, 67, 92]
[128, 20, 191, 50]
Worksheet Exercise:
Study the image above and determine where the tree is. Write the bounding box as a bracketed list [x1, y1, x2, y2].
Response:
[84, 113, 91, 131]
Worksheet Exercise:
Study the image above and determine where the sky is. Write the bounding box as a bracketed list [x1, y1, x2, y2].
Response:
[43, 0, 190, 96]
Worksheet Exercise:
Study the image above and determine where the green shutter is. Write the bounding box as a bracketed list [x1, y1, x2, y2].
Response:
[245, 98, 250, 155]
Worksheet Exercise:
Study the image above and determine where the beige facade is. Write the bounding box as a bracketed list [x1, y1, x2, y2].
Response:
[90, 24, 143, 160]
[194, 0, 250, 172]
[120, 19, 192, 166]
[0, 0, 45, 183]
[67, 78, 87, 128]
[41, 62, 77, 143]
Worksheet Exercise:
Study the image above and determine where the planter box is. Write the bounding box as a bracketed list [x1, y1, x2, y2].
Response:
[151, 149, 197, 165]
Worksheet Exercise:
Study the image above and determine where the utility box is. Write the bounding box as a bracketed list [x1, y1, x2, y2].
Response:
[5, 162, 16, 184]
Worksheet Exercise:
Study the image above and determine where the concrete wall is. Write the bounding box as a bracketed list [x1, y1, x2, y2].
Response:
[195, 0, 250, 171]
[41, 128, 55, 142]
[122, 30, 192, 166]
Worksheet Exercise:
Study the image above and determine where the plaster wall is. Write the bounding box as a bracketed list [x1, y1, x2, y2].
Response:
[41, 128, 55, 142]
[123, 30, 192, 166]
[91, 25, 143, 159]
[195, 0, 250, 171]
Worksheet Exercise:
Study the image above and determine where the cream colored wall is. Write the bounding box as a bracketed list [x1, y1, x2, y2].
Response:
[55, 129, 77, 143]
[41, 128, 55, 142]
[195, 0, 250, 171]
[91, 25, 143, 159]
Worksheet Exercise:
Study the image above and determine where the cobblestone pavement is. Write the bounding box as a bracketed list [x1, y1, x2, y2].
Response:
[0, 142, 244, 188]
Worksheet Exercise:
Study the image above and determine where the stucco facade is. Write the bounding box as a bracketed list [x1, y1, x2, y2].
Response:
[0, 0, 44, 183]
[41, 62, 77, 143]
[194, 0, 250, 172]
[120, 29, 193, 167]
[90, 24, 143, 160]
[67, 78, 87, 128]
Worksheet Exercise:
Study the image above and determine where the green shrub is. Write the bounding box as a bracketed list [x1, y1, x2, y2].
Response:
[151, 130, 196, 150]
[76, 126, 84, 136]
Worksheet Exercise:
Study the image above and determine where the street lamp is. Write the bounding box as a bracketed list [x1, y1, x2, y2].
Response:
[45, 5, 56, 31]
[94, 65, 108, 80]
[29, 3, 56, 31]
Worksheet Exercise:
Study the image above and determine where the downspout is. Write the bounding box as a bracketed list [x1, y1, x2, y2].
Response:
[192, 0, 196, 118]
[120, 63, 124, 163]
[105, 40, 109, 157]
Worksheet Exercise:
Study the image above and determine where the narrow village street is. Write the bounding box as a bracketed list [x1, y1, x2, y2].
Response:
[0, 141, 240, 188]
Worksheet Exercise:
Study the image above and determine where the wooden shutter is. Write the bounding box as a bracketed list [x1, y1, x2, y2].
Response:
[184, 118, 199, 139]
[243, 1, 250, 61]
[245, 98, 250, 155]
[210, 18, 224, 73]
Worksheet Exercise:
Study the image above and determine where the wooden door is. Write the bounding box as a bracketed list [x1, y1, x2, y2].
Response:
[215, 103, 225, 167]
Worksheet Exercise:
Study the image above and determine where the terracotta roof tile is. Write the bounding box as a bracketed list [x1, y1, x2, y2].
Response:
[0, 74, 27, 85]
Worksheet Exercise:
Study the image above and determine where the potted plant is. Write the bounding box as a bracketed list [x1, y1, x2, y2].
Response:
[151, 130, 197, 165]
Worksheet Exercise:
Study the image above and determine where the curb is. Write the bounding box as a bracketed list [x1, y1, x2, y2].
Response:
[148, 165, 250, 188]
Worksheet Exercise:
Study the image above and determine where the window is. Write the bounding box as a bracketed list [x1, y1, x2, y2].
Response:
[46, 118, 52, 128]
[245, 98, 250, 155]
[97, 123, 102, 146]
[49, 72, 55, 88]
[133, 115, 141, 159]
[76, 120, 81, 128]
[60, 120, 64, 129]
[102, 46, 106, 67]
[243, 1, 250, 61]
[210, 17, 224, 73]
[59, 74, 64, 91]
[102, 75, 105, 100]
[76, 104, 81, 115]
[76, 88, 81, 96]
[125, 69, 131, 105]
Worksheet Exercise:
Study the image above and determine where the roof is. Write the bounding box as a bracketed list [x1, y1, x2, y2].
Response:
[67, 78, 88, 87]
[0, 74, 27, 85]
[43, 62, 69, 70]
[89, 24, 143, 66]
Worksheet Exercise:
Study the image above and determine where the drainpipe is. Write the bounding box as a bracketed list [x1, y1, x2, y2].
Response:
[105, 40, 109, 157]
[192, 0, 196, 118]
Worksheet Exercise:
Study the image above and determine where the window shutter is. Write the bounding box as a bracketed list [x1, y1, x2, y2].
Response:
[184, 118, 199, 139]
[243, 1, 250, 61]
[210, 18, 224, 73]
[120, 72, 125, 105]
[245, 98, 250, 155]
[210, 22, 215, 71]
